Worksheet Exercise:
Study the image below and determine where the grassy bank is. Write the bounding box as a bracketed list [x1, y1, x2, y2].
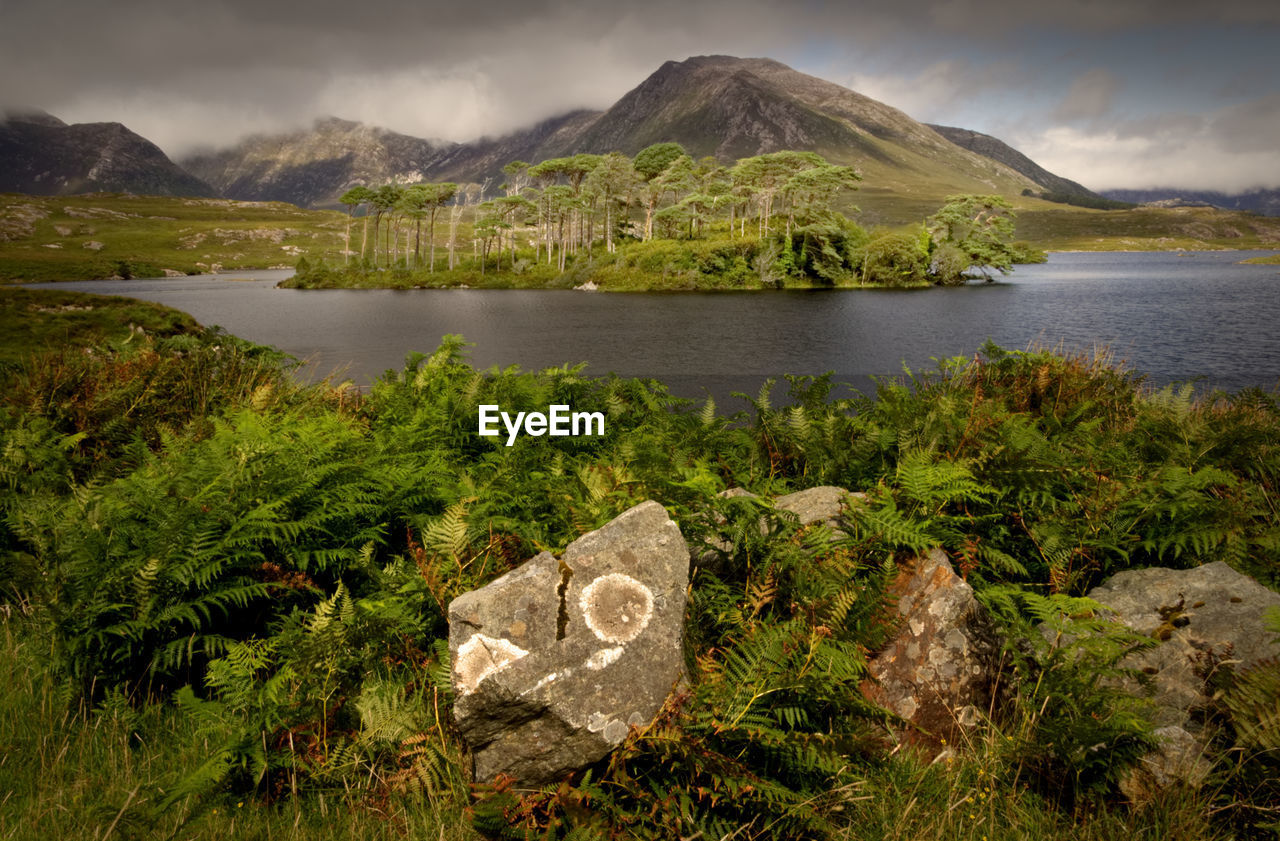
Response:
[2, 290, 1278, 839]
[0, 193, 347, 282]
[0, 287, 202, 367]
[1015, 205, 1280, 251]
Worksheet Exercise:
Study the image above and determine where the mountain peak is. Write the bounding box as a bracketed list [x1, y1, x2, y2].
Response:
[2, 107, 66, 127]
[0, 113, 214, 196]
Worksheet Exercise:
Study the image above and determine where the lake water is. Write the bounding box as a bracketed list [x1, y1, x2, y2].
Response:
[27, 250, 1280, 401]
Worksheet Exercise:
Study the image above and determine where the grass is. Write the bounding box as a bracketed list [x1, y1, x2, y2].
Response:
[0, 613, 477, 841]
[0, 609, 1231, 841]
[1014, 205, 1280, 251]
[4, 190, 1278, 288]
[0, 287, 201, 368]
[1241, 253, 1280, 264]
[0, 193, 348, 282]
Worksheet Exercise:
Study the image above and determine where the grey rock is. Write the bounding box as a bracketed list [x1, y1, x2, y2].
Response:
[1118, 725, 1213, 804]
[449, 501, 689, 786]
[1089, 562, 1280, 727]
[1088, 562, 1280, 795]
[703, 485, 862, 552]
[863, 548, 1001, 748]
[775, 485, 863, 530]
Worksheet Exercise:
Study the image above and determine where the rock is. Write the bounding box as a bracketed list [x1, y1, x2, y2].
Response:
[1089, 562, 1280, 728]
[574, 281, 599, 292]
[775, 486, 860, 530]
[162, 269, 186, 277]
[1088, 562, 1280, 798]
[82, 240, 104, 250]
[449, 501, 689, 786]
[862, 548, 1001, 748]
[1118, 724, 1213, 804]
[697, 486, 862, 564]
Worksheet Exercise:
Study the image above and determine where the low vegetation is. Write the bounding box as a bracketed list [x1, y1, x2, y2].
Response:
[2, 166, 1275, 287]
[1015, 205, 1280, 252]
[2, 292, 1278, 839]
[0, 193, 347, 282]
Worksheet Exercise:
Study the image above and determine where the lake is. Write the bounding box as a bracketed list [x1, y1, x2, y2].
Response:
[27, 250, 1280, 401]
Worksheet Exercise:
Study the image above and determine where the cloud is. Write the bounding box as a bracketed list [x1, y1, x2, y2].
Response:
[927, 0, 1280, 34]
[842, 60, 1021, 123]
[0, 0, 1276, 191]
[1051, 69, 1119, 123]
[1014, 93, 1280, 191]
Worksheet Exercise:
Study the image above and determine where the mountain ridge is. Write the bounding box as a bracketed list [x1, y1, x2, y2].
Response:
[1100, 187, 1280, 217]
[181, 56, 1057, 212]
[0, 111, 215, 197]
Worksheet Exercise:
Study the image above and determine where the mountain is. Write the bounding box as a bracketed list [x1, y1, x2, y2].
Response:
[1100, 188, 1280, 217]
[0, 110, 215, 197]
[926, 124, 1096, 199]
[184, 57, 1058, 218]
[180, 117, 457, 208]
[432, 56, 1053, 222]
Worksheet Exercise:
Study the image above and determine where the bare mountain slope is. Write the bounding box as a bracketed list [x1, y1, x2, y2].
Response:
[176, 56, 1071, 219]
[181, 117, 456, 208]
[927, 124, 1097, 198]
[0, 110, 215, 197]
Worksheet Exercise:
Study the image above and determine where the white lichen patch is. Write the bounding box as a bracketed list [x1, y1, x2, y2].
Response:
[580, 574, 654, 644]
[521, 671, 561, 696]
[603, 720, 628, 744]
[455, 634, 528, 696]
[584, 646, 625, 671]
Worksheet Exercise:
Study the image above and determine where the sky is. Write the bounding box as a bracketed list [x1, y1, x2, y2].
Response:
[1, 0, 1277, 193]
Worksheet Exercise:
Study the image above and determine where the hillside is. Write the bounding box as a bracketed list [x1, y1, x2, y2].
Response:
[926, 124, 1098, 199]
[1101, 187, 1280, 217]
[0, 193, 346, 282]
[441, 56, 1060, 224]
[180, 117, 456, 209]
[179, 56, 1058, 220]
[0, 110, 215, 198]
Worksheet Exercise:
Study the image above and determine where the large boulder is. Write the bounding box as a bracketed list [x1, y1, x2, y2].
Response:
[862, 548, 1002, 749]
[449, 501, 689, 786]
[1087, 562, 1280, 799]
[1089, 562, 1280, 723]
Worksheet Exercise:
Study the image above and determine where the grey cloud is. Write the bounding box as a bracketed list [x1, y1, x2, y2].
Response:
[1052, 69, 1120, 123]
[1211, 94, 1280, 154]
[0, 0, 1276, 190]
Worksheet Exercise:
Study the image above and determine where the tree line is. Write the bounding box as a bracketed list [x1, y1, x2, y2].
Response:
[334, 143, 1032, 286]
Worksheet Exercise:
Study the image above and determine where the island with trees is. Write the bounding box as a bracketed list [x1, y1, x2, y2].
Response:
[287, 143, 1045, 291]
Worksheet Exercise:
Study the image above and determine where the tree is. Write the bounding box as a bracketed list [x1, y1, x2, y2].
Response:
[783, 164, 860, 231]
[633, 142, 687, 241]
[926, 194, 1018, 282]
[731, 151, 824, 240]
[368, 185, 402, 268]
[419, 182, 458, 272]
[859, 231, 928, 287]
[583, 152, 639, 253]
[338, 186, 372, 265]
[502, 160, 530, 197]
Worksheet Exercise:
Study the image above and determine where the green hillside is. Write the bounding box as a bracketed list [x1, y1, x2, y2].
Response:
[0, 193, 347, 282]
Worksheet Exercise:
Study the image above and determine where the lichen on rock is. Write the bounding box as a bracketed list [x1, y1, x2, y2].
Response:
[448, 501, 689, 785]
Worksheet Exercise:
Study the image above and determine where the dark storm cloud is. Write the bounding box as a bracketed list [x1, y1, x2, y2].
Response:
[1, 0, 1277, 188]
